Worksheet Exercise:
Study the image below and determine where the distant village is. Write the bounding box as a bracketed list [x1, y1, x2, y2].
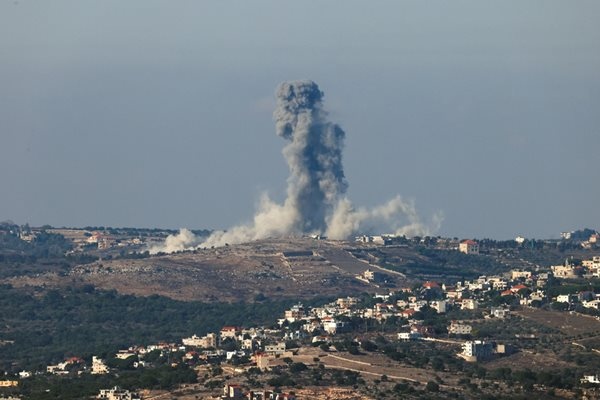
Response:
[3, 248, 600, 398]
[1, 223, 600, 399]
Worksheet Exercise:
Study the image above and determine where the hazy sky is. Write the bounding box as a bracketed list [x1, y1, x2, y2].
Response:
[1, 1, 599, 239]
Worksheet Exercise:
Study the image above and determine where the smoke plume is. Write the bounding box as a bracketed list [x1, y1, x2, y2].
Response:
[153, 80, 440, 252]
[148, 228, 201, 254]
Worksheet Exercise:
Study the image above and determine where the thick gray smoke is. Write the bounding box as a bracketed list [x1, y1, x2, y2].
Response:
[148, 228, 200, 255]
[274, 81, 348, 233]
[152, 80, 441, 252]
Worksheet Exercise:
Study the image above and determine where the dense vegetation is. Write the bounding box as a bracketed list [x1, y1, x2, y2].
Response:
[366, 247, 509, 281]
[0, 227, 97, 278]
[4, 364, 198, 400]
[0, 284, 331, 372]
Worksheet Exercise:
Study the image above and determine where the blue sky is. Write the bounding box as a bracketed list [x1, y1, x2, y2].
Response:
[1, 1, 599, 239]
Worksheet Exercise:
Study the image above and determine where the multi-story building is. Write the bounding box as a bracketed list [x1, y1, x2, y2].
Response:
[459, 240, 479, 255]
[91, 356, 109, 375]
[461, 340, 493, 361]
[97, 386, 140, 400]
[284, 304, 305, 322]
[448, 321, 472, 335]
[551, 260, 579, 279]
[182, 333, 218, 348]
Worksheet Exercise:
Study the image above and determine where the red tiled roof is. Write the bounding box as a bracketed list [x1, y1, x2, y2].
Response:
[221, 326, 240, 331]
[511, 284, 528, 292]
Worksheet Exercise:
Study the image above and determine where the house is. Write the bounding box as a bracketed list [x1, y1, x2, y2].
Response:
[511, 270, 531, 280]
[372, 235, 392, 245]
[311, 335, 331, 344]
[223, 383, 245, 399]
[556, 294, 576, 304]
[115, 350, 136, 360]
[336, 297, 358, 308]
[583, 256, 600, 268]
[183, 333, 218, 348]
[361, 269, 385, 283]
[247, 390, 274, 400]
[264, 342, 286, 356]
[461, 299, 478, 310]
[91, 356, 109, 375]
[322, 318, 346, 334]
[551, 260, 579, 279]
[582, 300, 600, 310]
[423, 281, 440, 290]
[410, 324, 434, 336]
[490, 307, 510, 319]
[18, 370, 31, 379]
[510, 284, 529, 294]
[528, 290, 546, 303]
[460, 340, 493, 362]
[430, 300, 447, 313]
[445, 289, 463, 299]
[284, 304, 305, 322]
[448, 321, 472, 335]
[47, 364, 69, 375]
[459, 240, 479, 255]
[398, 332, 422, 341]
[97, 386, 141, 400]
[253, 352, 271, 370]
[221, 326, 241, 340]
[581, 375, 600, 384]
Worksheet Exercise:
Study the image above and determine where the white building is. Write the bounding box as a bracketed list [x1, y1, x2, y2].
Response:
[336, 297, 358, 309]
[284, 304, 305, 322]
[398, 332, 422, 341]
[461, 299, 478, 310]
[182, 333, 218, 348]
[511, 270, 532, 280]
[322, 318, 346, 334]
[91, 356, 109, 375]
[551, 260, 578, 279]
[97, 386, 141, 400]
[115, 351, 136, 360]
[459, 240, 479, 255]
[490, 307, 510, 319]
[448, 321, 472, 335]
[583, 256, 600, 268]
[581, 375, 600, 384]
[264, 342, 286, 356]
[430, 300, 447, 313]
[461, 340, 493, 361]
[18, 371, 31, 379]
[556, 294, 576, 304]
[582, 300, 600, 310]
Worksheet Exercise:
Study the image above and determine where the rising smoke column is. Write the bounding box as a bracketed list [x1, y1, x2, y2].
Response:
[274, 80, 348, 233]
[197, 80, 350, 248]
[151, 80, 440, 253]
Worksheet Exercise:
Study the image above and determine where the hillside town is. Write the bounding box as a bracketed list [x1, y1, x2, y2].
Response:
[3, 248, 600, 399]
[2, 223, 600, 399]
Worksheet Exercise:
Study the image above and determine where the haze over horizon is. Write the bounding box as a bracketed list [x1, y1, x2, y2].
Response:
[1, 1, 599, 240]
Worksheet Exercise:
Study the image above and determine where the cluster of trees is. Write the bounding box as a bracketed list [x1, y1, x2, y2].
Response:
[371, 247, 508, 282]
[0, 284, 331, 371]
[10, 363, 197, 400]
[0, 230, 89, 278]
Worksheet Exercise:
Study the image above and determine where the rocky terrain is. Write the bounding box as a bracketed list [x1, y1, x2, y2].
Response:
[7, 238, 408, 302]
